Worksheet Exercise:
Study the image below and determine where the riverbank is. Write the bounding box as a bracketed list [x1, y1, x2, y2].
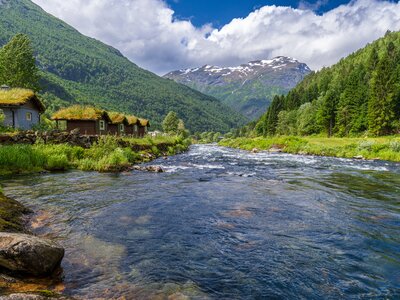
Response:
[219, 136, 400, 162]
[0, 135, 190, 176]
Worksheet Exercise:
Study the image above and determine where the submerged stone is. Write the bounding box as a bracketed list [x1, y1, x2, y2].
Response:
[0, 233, 64, 276]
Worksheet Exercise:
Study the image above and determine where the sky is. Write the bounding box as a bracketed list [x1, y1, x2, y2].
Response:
[166, 0, 350, 27]
[31, 0, 400, 75]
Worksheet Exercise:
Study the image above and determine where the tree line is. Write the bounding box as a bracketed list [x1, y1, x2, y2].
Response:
[255, 30, 400, 137]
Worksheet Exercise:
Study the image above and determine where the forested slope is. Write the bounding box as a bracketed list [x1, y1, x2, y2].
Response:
[0, 0, 247, 132]
[256, 31, 400, 137]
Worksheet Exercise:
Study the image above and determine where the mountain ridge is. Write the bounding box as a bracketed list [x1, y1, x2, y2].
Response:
[164, 56, 311, 119]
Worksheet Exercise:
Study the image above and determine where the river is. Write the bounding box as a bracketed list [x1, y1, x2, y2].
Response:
[2, 144, 400, 299]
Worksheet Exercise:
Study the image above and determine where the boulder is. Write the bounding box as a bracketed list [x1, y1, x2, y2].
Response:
[0, 233, 64, 276]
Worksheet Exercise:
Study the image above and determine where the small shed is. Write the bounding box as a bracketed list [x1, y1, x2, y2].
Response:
[0, 87, 45, 130]
[125, 115, 140, 137]
[52, 105, 111, 135]
[108, 112, 129, 136]
[138, 118, 150, 137]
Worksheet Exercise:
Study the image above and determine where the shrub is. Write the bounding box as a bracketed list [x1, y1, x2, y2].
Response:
[358, 140, 375, 151]
[389, 140, 400, 152]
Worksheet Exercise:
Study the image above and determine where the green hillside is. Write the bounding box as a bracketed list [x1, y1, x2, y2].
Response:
[255, 31, 400, 137]
[0, 0, 247, 132]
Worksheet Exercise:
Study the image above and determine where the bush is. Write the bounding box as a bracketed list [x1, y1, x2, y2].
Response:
[389, 140, 400, 152]
[358, 140, 375, 151]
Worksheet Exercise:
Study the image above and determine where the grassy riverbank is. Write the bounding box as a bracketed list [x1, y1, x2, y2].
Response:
[219, 136, 400, 162]
[0, 135, 190, 176]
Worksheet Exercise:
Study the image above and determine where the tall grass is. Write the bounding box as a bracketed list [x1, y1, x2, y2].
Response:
[0, 135, 191, 175]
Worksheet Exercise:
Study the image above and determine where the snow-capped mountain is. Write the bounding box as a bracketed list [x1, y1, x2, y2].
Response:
[164, 56, 312, 120]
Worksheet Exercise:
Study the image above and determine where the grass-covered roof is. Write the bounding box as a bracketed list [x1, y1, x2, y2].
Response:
[0, 88, 45, 112]
[52, 105, 111, 121]
[139, 118, 150, 127]
[126, 115, 139, 125]
[108, 112, 128, 125]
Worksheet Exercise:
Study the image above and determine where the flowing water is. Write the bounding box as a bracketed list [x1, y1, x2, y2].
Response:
[1, 144, 400, 299]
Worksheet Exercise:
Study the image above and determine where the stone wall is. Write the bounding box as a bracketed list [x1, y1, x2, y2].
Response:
[0, 130, 99, 148]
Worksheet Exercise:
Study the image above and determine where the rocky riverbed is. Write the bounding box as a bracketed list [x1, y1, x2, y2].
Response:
[0, 193, 68, 299]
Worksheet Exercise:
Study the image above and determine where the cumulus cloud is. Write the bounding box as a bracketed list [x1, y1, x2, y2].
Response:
[31, 0, 400, 74]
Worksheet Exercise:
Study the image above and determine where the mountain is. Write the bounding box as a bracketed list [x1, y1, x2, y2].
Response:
[255, 31, 400, 137]
[0, 0, 247, 132]
[164, 56, 311, 120]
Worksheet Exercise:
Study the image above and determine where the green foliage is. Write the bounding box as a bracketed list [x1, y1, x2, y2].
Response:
[255, 31, 400, 137]
[0, 1, 247, 132]
[0, 34, 40, 91]
[0, 109, 4, 124]
[276, 110, 297, 135]
[162, 111, 180, 134]
[0, 135, 191, 175]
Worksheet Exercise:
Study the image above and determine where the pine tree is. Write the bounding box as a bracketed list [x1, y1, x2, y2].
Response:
[0, 34, 40, 91]
[368, 49, 397, 136]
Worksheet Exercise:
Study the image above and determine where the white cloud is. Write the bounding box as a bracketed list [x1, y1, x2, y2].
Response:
[31, 0, 400, 75]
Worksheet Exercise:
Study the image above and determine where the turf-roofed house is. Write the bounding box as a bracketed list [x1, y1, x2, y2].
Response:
[52, 105, 151, 137]
[0, 86, 45, 129]
[138, 118, 150, 137]
[126, 115, 140, 137]
[52, 105, 111, 135]
[108, 112, 129, 136]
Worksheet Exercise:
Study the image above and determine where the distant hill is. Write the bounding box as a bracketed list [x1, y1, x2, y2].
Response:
[255, 31, 400, 137]
[164, 57, 311, 120]
[0, 0, 247, 132]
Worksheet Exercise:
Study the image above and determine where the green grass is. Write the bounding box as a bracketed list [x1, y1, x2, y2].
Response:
[0, 136, 190, 175]
[219, 136, 400, 162]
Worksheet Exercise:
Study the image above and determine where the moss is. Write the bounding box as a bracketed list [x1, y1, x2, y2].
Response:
[0, 193, 31, 233]
[52, 105, 109, 121]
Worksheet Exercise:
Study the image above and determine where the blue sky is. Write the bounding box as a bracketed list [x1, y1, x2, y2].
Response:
[33, 0, 400, 74]
[166, 0, 350, 27]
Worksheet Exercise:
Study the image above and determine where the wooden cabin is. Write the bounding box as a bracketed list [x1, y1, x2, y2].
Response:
[0, 87, 45, 130]
[108, 112, 129, 136]
[52, 105, 111, 135]
[125, 115, 140, 137]
[138, 118, 150, 137]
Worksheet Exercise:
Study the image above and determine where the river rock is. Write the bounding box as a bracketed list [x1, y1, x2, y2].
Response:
[132, 165, 164, 173]
[0, 233, 64, 276]
[268, 147, 283, 153]
[251, 148, 259, 153]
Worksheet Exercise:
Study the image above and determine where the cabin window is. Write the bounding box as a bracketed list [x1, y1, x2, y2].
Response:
[144, 126, 148, 133]
[134, 125, 138, 132]
[120, 124, 125, 132]
[99, 120, 106, 130]
[58, 120, 67, 131]
[26, 112, 32, 122]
